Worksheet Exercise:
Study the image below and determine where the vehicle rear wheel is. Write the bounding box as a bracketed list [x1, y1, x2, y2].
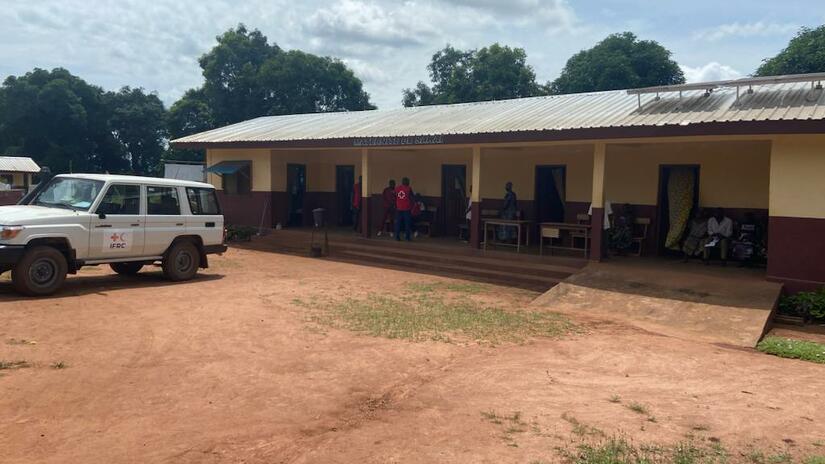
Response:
[110, 262, 144, 275]
[162, 241, 200, 282]
[12, 246, 68, 296]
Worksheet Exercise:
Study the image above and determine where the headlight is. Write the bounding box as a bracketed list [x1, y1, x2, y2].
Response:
[0, 225, 24, 240]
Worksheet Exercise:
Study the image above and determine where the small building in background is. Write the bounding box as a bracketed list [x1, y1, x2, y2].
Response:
[163, 160, 206, 183]
[0, 155, 40, 205]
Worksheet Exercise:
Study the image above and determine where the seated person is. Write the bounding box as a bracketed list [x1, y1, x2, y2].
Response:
[702, 208, 733, 265]
[732, 212, 765, 266]
[609, 203, 634, 255]
[682, 208, 708, 262]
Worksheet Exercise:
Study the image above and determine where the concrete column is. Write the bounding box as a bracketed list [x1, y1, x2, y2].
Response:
[589, 142, 606, 261]
[470, 146, 482, 249]
[360, 148, 371, 238]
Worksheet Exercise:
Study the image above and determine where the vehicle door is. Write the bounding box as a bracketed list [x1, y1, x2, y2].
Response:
[184, 187, 224, 246]
[144, 185, 184, 256]
[89, 183, 145, 259]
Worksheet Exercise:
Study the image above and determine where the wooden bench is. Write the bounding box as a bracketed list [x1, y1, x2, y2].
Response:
[631, 217, 651, 256]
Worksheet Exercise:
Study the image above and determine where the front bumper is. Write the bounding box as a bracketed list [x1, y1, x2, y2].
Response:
[0, 244, 25, 266]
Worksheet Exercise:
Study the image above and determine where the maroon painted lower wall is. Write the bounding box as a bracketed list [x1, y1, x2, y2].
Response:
[216, 191, 271, 227]
[0, 190, 23, 206]
[767, 216, 825, 292]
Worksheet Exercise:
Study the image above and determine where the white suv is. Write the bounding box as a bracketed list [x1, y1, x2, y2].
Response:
[0, 174, 226, 296]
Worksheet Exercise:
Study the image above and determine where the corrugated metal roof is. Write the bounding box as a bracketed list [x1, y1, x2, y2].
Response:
[0, 156, 40, 173]
[172, 81, 825, 145]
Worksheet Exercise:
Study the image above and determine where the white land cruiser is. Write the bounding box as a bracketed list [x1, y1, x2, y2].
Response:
[0, 174, 226, 296]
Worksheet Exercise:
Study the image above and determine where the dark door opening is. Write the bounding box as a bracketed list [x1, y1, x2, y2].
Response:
[656, 165, 700, 254]
[534, 165, 566, 224]
[336, 165, 355, 226]
[287, 163, 306, 227]
[441, 165, 467, 237]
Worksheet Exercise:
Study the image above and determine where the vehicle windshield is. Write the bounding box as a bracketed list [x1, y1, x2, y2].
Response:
[32, 177, 105, 211]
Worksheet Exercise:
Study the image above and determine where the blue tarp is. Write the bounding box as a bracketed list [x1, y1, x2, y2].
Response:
[206, 161, 250, 175]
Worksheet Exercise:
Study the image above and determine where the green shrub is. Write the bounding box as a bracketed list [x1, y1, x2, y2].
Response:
[225, 224, 256, 242]
[757, 336, 825, 364]
[778, 288, 825, 321]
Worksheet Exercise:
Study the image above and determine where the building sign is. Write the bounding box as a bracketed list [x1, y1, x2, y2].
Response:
[352, 135, 444, 147]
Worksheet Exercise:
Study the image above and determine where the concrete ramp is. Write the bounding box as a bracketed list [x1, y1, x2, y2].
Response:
[532, 260, 782, 347]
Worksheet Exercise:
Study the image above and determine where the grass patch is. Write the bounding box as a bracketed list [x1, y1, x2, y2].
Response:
[51, 361, 67, 369]
[566, 436, 727, 464]
[608, 395, 622, 404]
[804, 457, 825, 464]
[626, 402, 649, 415]
[6, 338, 37, 345]
[757, 337, 825, 364]
[0, 360, 31, 370]
[309, 283, 572, 343]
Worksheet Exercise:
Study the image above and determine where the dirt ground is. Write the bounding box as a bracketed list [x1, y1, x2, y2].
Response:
[1, 248, 824, 463]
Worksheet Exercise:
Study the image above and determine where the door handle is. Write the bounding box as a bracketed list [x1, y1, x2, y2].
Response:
[95, 224, 112, 228]
[205, 222, 215, 228]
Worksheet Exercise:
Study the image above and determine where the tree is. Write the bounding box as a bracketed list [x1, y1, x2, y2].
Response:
[166, 88, 214, 162]
[548, 32, 685, 94]
[171, 23, 375, 140]
[403, 43, 544, 107]
[106, 87, 167, 174]
[0, 68, 120, 173]
[755, 26, 825, 76]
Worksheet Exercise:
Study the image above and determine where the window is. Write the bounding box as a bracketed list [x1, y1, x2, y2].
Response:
[97, 184, 140, 215]
[32, 177, 104, 211]
[186, 187, 221, 215]
[147, 186, 180, 215]
[223, 165, 251, 194]
[0, 174, 12, 190]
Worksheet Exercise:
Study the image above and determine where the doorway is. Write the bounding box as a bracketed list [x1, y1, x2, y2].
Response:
[656, 165, 700, 254]
[534, 165, 566, 223]
[441, 165, 467, 237]
[286, 164, 306, 227]
[336, 165, 355, 226]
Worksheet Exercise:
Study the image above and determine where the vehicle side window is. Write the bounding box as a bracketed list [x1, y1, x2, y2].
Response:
[97, 184, 140, 215]
[147, 186, 180, 215]
[186, 188, 221, 215]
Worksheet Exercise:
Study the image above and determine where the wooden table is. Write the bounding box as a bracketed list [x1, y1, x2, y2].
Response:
[482, 219, 532, 253]
[539, 222, 590, 257]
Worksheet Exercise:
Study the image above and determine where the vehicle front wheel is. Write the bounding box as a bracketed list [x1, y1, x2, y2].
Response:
[162, 241, 200, 282]
[110, 262, 144, 275]
[12, 246, 68, 296]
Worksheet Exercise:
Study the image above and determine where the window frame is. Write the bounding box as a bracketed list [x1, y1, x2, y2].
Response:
[186, 187, 222, 216]
[146, 185, 182, 216]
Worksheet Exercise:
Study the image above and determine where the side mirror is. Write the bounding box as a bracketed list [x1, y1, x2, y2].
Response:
[98, 213, 107, 220]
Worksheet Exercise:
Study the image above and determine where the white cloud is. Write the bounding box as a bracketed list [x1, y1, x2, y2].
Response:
[693, 21, 798, 42]
[680, 62, 743, 83]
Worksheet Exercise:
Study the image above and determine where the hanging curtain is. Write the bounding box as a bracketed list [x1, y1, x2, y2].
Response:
[551, 168, 565, 203]
[665, 167, 695, 250]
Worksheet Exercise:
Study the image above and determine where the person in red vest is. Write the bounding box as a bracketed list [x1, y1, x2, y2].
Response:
[377, 179, 396, 237]
[394, 177, 414, 241]
[352, 176, 362, 232]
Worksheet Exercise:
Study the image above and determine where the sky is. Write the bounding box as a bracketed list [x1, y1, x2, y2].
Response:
[1, 0, 822, 109]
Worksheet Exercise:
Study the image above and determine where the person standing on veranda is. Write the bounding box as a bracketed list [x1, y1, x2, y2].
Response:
[394, 177, 414, 242]
[377, 179, 396, 237]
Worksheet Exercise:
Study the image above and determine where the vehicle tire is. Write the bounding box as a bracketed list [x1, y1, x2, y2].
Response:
[162, 241, 200, 282]
[110, 262, 144, 275]
[12, 246, 68, 296]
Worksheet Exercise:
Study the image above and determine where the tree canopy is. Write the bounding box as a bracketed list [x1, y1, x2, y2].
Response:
[402, 43, 544, 107]
[548, 32, 685, 94]
[755, 26, 825, 76]
[0, 68, 166, 174]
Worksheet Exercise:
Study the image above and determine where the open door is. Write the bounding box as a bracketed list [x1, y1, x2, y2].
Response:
[336, 165, 355, 226]
[657, 165, 700, 254]
[441, 165, 467, 237]
[287, 164, 306, 227]
[534, 165, 566, 223]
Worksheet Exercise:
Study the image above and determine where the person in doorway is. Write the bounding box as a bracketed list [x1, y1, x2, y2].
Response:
[377, 179, 396, 237]
[702, 208, 733, 265]
[394, 177, 414, 241]
[497, 181, 518, 241]
[682, 208, 708, 262]
[352, 176, 362, 232]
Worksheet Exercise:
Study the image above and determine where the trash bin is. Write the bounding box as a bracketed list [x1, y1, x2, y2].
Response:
[312, 208, 325, 228]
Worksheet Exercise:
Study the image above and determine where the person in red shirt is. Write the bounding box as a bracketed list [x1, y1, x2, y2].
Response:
[394, 177, 414, 241]
[352, 176, 362, 232]
[377, 179, 396, 237]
